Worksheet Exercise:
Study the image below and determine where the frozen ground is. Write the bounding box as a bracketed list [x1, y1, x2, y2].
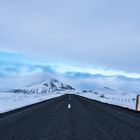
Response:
[80, 91, 140, 111]
[0, 91, 64, 113]
[0, 79, 75, 114]
[0, 88, 140, 114]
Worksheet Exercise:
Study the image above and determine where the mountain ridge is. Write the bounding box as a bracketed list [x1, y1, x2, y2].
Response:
[10, 79, 75, 94]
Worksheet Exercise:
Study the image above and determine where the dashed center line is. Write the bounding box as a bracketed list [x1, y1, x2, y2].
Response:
[68, 104, 71, 109]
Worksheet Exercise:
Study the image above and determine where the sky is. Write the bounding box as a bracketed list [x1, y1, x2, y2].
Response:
[0, 0, 140, 91]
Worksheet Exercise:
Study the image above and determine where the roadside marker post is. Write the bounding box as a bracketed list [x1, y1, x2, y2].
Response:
[136, 95, 139, 112]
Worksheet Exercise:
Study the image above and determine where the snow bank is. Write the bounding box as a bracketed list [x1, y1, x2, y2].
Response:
[80, 92, 140, 111]
[0, 92, 63, 113]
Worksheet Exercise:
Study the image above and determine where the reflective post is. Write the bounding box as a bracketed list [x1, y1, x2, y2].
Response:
[136, 95, 139, 112]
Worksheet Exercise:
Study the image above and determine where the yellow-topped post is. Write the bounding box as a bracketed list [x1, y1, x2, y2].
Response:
[136, 95, 139, 112]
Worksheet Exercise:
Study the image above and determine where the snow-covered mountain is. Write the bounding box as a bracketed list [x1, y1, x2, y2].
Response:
[93, 87, 122, 95]
[10, 79, 75, 94]
[82, 87, 134, 95]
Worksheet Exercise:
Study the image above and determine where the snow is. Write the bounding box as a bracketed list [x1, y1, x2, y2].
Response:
[0, 79, 75, 114]
[0, 78, 140, 114]
[79, 89, 140, 111]
[11, 79, 75, 94]
[0, 91, 64, 114]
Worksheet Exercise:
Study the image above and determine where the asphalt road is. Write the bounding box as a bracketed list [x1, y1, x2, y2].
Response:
[0, 94, 140, 140]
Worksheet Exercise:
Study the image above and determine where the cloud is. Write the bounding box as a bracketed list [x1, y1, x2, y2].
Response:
[55, 65, 140, 78]
[0, 0, 140, 91]
[60, 72, 140, 91]
[0, 0, 140, 73]
[0, 60, 140, 92]
[0, 60, 57, 90]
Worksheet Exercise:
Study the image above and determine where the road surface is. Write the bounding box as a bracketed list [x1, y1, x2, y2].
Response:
[0, 94, 140, 140]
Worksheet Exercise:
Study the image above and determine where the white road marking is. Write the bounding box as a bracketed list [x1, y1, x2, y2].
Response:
[68, 104, 71, 109]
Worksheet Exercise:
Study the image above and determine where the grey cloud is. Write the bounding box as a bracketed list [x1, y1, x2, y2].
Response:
[0, 0, 140, 73]
[0, 60, 140, 92]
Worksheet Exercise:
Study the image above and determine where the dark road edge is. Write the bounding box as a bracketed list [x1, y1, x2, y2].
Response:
[0, 94, 64, 118]
[77, 95, 140, 116]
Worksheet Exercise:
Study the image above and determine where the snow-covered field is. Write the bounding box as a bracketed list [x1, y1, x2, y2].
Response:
[0, 78, 140, 114]
[0, 79, 75, 114]
[0, 91, 63, 114]
[80, 89, 140, 111]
